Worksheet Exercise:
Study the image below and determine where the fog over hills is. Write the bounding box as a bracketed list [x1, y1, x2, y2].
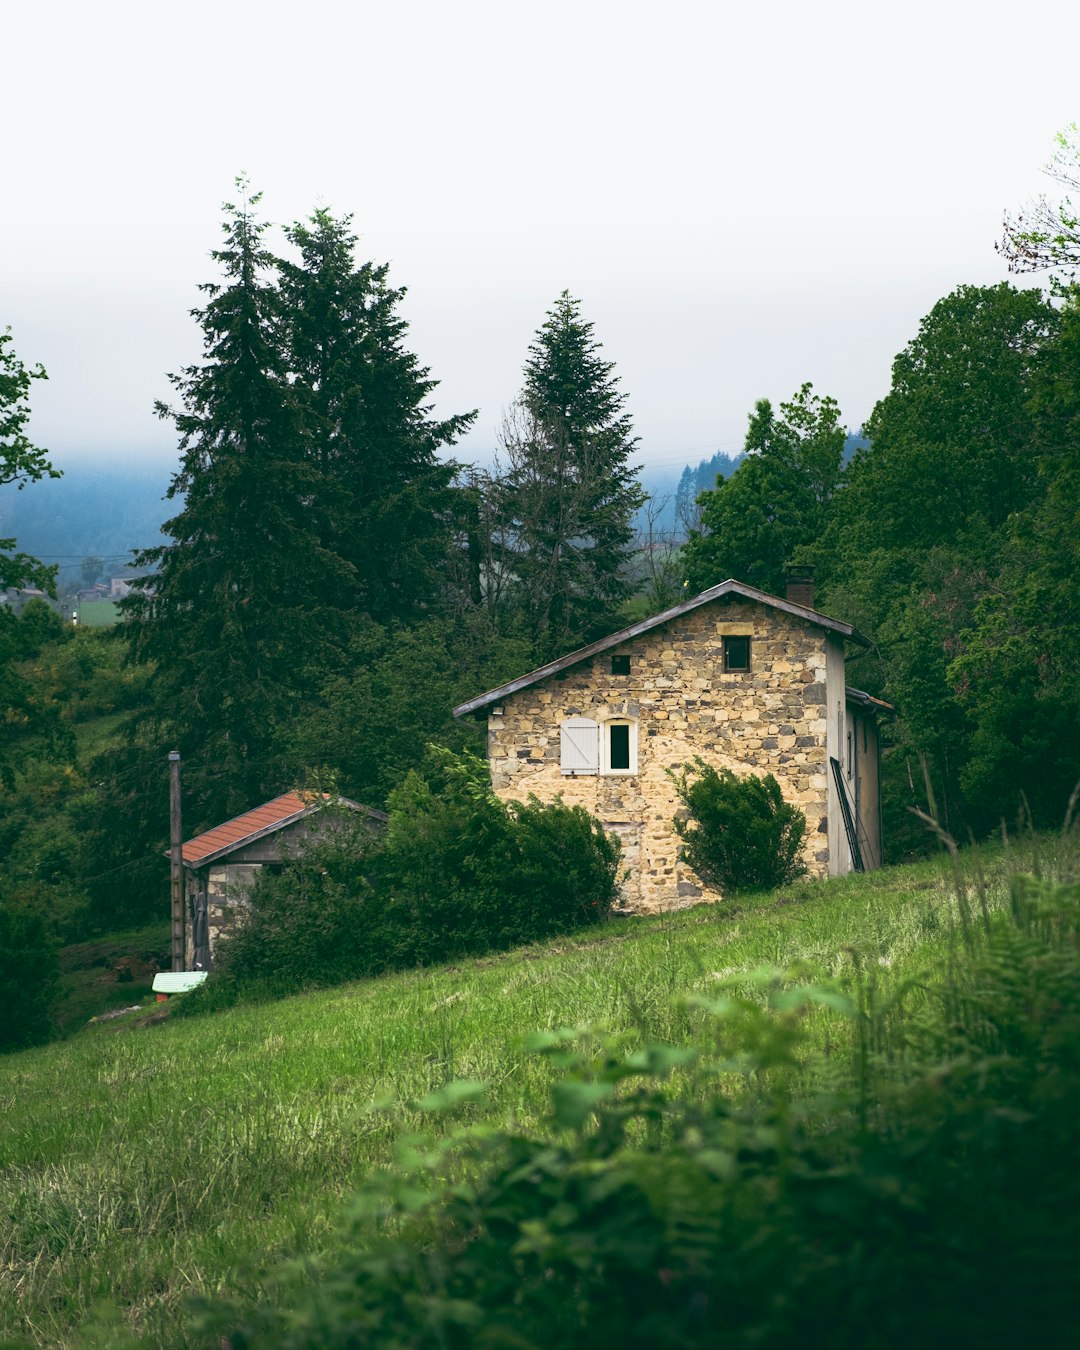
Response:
[0, 459, 175, 588]
[2, 436, 869, 587]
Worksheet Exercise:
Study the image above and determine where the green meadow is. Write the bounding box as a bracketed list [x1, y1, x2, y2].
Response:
[0, 841, 1048, 1346]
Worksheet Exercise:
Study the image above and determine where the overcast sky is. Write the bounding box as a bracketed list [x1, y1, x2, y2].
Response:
[4, 0, 1079, 479]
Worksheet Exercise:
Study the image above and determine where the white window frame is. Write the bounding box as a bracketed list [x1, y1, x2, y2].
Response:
[602, 718, 638, 776]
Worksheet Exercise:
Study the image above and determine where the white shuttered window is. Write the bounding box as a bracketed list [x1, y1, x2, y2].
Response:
[560, 718, 600, 774]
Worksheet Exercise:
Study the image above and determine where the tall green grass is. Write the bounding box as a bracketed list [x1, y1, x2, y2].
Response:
[0, 841, 1043, 1346]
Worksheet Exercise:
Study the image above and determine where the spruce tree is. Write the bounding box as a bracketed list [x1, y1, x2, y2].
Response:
[125, 183, 350, 815]
[279, 210, 475, 622]
[499, 291, 644, 654]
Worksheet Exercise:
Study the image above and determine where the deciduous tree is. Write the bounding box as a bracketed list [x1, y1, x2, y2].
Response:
[815, 284, 1059, 835]
[999, 125, 1080, 279]
[1, 329, 60, 786]
[681, 383, 844, 596]
[1, 328, 58, 594]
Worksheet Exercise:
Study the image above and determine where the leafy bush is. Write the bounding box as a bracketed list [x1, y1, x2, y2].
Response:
[195, 816, 384, 1006]
[0, 901, 59, 1052]
[185, 751, 621, 1007]
[670, 758, 806, 893]
[375, 747, 620, 966]
[195, 869, 1080, 1349]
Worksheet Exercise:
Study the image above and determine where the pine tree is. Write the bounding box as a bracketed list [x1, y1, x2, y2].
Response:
[279, 210, 474, 622]
[498, 291, 644, 654]
[125, 183, 351, 815]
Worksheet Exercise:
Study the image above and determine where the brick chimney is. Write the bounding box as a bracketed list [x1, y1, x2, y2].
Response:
[785, 563, 815, 610]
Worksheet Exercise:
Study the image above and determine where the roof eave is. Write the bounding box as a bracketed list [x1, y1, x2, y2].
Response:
[178, 795, 386, 869]
[180, 806, 317, 869]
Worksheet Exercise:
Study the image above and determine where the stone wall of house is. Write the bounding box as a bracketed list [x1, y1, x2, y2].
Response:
[487, 596, 835, 913]
[206, 863, 260, 959]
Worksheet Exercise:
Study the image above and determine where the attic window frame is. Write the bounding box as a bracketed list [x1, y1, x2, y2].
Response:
[610, 654, 631, 676]
[722, 635, 752, 673]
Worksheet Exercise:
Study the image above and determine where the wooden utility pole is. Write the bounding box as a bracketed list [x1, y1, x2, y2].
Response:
[169, 751, 184, 972]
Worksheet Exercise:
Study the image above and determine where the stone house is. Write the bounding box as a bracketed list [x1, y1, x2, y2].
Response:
[453, 572, 889, 913]
[179, 792, 386, 969]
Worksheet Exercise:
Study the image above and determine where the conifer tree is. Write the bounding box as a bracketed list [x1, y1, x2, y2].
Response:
[279, 210, 474, 621]
[125, 183, 351, 815]
[498, 291, 644, 654]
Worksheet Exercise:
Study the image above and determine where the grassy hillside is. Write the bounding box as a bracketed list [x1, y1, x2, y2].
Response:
[0, 841, 1050, 1346]
[53, 923, 170, 1034]
[74, 601, 120, 628]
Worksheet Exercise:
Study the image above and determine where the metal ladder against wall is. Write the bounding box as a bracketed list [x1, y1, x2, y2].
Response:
[830, 756, 865, 873]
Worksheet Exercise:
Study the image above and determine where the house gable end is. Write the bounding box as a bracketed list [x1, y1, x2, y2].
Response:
[453, 579, 868, 719]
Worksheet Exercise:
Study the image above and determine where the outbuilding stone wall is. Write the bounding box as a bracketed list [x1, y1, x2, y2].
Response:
[486, 596, 836, 913]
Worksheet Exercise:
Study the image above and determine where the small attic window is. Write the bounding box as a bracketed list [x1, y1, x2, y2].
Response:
[611, 655, 631, 676]
[723, 636, 751, 673]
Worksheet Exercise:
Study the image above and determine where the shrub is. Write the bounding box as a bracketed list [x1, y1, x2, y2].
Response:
[376, 748, 621, 965]
[670, 758, 806, 893]
[218, 837, 381, 995]
[185, 751, 621, 1007]
[0, 901, 59, 1052]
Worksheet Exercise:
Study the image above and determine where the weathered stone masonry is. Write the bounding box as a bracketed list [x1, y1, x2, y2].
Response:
[486, 596, 833, 913]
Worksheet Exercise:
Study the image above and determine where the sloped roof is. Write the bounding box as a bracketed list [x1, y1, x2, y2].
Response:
[846, 687, 895, 715]
[180, 792, 386, 869]
[453, 579, 871, 718]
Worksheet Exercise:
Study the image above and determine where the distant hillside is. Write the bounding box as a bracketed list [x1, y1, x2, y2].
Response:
[642, 431, 868, 538]
[0, 459, 175, 588]
[3, 437, 872, 582]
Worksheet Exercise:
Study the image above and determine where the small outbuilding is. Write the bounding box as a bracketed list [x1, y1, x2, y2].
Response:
[179, 791, 386, 970]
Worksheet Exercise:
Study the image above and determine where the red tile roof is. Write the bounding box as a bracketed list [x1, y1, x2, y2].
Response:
[182, 792, 316, 867]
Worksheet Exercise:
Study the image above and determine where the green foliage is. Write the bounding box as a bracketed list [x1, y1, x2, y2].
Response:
[376, 748, 621, 965]
[198, 863, 1080, 1350]
[682, 383, 845, 595]
[279, 616, 535, 808]
[1, 330, 61, 788]
[12, 597, 69, 656]
[495, 291, 646, 655]
[670, 758, 807, 893]
[124, 189, 475, 826]
[999, 124, 1080, 279]
[279, 209, 474, 624]
[0, 837, 1054, 1344]
[947, 290, 1080, 822]
[79, 555, 105, 588]
[0, 327, 60, 595]
[0, 623, 157, 941]
[124, 182, 342, 818]
[0, 900, 59, 1052]
[196, 816, 384, 1005]
[191, 750, 621, 1007]
[813, 282, 1061, 837]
